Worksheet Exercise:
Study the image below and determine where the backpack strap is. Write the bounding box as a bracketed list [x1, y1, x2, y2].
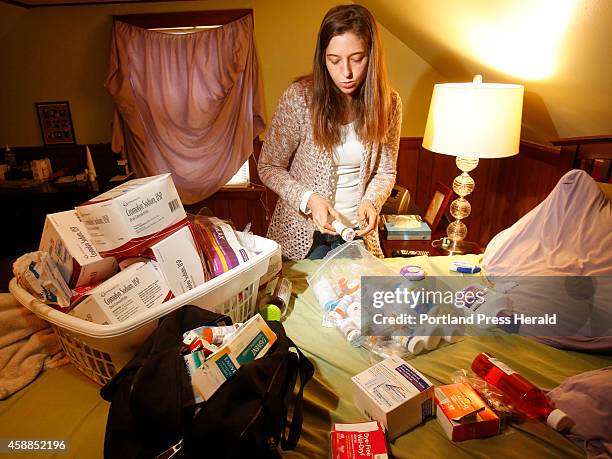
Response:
[280, 338, 315, 450]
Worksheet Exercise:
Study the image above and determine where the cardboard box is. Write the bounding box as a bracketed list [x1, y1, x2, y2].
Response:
[331, 421, 388, 459]
[352, 355, 435, 439]
[75, 173, 187, 258]
[191, 314, 277, 401]
[435, 383, 500, 442]
[69, 261, 171, 325]
[142, 224, 209, 297]
[383, 215, 432, 241]
[39, 210, 118, 288]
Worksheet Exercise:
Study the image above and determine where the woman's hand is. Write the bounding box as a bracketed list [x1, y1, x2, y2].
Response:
[308, 193, 342, 235]
[356, 201, 378, 237]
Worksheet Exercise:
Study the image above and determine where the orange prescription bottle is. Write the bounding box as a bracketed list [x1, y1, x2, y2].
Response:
[200, 324, 241, 345]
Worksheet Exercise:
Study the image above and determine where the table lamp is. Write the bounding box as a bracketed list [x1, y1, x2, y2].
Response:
[422, 75, 524, 254]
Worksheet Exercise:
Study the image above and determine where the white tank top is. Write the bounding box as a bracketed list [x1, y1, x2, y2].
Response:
[332, 123, 364, 226]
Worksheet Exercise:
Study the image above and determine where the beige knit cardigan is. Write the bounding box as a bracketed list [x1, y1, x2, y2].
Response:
[258, 80, 402, 260]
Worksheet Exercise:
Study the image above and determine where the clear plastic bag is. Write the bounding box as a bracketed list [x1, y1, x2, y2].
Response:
[187, 211, 256, 278]
[451, 369, 526, 428]
[307, 241, 397, 346]
[308, 241, 467, 355]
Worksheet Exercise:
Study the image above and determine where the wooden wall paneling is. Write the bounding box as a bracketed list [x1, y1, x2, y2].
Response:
[476, 141, 574, 245]
[414, 146, 434, 213]
[479, 154, 521, 245]
[395, 138, 420, 199]
[247, 193, 268, 236]
[463, 155, 493, 245]
[249, 136, 578, 246]
[230, 198, 248, 231]
[184, 185, 268, 236]
[479, 157, 503, 245]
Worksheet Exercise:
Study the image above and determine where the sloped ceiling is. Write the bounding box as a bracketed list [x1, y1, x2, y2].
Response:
[3, 0, 610, 145]
[357, 0, 612, 144]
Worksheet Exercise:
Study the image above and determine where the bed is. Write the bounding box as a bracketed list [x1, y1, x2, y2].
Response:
[1, 170, 611, 458]
[1, 251, 609, 458]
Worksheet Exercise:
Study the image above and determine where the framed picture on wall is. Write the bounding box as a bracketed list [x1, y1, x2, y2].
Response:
[35, 101, 76, 145]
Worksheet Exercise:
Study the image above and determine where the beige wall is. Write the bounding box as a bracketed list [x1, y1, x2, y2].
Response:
[0, 0, 438, 147]
[359, 0, 612, 144]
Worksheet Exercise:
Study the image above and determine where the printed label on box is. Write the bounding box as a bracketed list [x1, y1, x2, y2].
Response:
[75, 173, 186, 256]
[69, 261, 171, 324]
[191, 314, 277, 401]
[435, 383, 500, 442]
[145, 224, 208, 296]
[39, 210, 118, 287]
[331, 421, 388, 459]
[352, 355, 434, 439]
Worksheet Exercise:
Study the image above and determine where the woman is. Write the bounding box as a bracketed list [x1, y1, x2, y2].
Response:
[258, 4, 402, 260]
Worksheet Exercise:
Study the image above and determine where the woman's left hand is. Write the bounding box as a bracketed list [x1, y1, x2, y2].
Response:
[356, 201, 379, 237]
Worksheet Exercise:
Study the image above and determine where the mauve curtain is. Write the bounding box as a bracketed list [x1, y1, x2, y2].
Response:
[105, 14, 265, 204]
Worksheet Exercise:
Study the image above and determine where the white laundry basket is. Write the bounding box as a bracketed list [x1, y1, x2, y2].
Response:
[9, 235, 281, 385]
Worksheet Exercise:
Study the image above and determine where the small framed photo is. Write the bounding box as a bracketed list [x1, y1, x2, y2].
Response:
[423, 182, 453, 232]
[35, 101, 76, 145]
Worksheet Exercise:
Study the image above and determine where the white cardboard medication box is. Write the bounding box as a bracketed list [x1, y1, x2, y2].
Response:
[191, 314, 277, 401]
[352, 355, 435, 439]
[143, 224, 209, 297]
[75, 173, 187, 258]
[69, 261, 171, 325]
[39, 210, 118, 288]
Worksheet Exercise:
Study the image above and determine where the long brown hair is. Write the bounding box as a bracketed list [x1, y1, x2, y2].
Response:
[310, 4, 391, 152]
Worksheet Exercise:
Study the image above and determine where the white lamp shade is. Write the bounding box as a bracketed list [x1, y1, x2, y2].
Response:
[422, 78, 524, 158]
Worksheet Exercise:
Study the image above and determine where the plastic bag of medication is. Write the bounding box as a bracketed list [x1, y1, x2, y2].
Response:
[361, 322, 463, 359]
[455, 283, 515, 330]
[451, 369, 525, 428]
[188, 214, 256, 278]
[360, 298, 465, 358]
[308, 241, 397, 329]
[13, 251, 72, 311]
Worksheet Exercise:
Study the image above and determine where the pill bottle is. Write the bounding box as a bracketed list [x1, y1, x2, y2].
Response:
[331, 220, 355, 242]
[259, 274, 292, 317]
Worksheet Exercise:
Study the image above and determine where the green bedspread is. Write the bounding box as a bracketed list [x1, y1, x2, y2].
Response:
[1, 254, 610, 458]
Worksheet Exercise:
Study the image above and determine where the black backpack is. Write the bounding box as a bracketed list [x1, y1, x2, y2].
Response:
[100, 305, 314, 459]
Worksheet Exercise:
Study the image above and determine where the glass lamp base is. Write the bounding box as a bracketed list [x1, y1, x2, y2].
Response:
[433, 238, 475, 255]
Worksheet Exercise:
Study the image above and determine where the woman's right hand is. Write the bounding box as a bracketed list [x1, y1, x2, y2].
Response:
[308, 193, 342, 235]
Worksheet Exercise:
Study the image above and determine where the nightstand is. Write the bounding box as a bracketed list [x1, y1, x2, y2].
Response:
[379, 220, 485, 258]
[380, 235, 484, 258]
[378, 200, 485, 257]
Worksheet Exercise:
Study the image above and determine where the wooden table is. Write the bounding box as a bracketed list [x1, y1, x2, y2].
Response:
[379, 235, 484, 258]
[378, 202, 485, 257]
